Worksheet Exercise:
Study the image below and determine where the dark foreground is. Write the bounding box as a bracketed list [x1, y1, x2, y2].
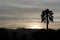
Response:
[0, 28, 60, 40]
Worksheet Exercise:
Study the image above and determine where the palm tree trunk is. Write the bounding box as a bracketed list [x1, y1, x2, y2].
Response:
[46, 16, 48, 30]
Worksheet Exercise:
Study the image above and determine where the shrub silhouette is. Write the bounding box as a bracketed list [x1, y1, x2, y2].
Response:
[0, 28, 9, 40]
[11, 31, 17, 40]
[0, 28, 60, 40]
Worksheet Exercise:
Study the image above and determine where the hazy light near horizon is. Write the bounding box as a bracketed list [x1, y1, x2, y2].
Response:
[28, 25, 43, 29]
[25, 23, 44, 29]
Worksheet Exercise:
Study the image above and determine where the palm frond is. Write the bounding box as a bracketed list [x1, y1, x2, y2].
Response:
[49, 16, 53, 22]
[41, 17, 46, 22]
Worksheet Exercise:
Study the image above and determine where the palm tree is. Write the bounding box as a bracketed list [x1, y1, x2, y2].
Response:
[41, 9, 54, 30]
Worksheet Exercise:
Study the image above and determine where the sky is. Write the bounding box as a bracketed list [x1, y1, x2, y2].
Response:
[0, 0, 60, 29]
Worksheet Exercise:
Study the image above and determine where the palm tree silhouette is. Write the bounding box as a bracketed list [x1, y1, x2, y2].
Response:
[41, 9, 54, 30]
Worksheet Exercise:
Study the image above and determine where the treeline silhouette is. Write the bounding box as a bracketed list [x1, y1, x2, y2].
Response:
[0, 28, 60, 40]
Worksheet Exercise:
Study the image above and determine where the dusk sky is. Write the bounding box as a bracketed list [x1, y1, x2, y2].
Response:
[0, 0, 60, 29]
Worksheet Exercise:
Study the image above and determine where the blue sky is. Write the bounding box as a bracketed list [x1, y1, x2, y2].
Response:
[0, 0, 60, 29]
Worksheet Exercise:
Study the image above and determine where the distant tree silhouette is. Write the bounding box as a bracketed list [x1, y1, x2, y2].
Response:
[41, 9, 54, 30]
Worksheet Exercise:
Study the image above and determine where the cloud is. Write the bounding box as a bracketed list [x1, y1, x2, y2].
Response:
[0, 0, 60, 29]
